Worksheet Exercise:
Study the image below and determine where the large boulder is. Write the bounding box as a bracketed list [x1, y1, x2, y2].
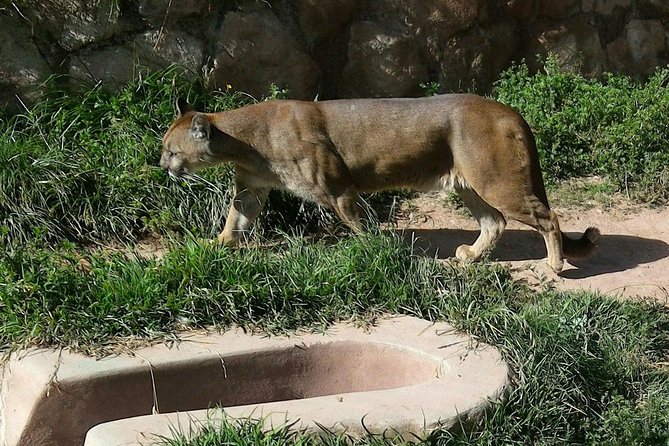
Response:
[0, 9, 51, 112]
[69, 46, 136, 90]
[582, 0, 632, 15]
[295, 0, 356, 98]
[69, 30, 204, 89]
[17, 0, 129, 52]
[506, 0, 579, 19]
[523, 15, 606, 77]
[439, 23, 519, 93]
[209, 9, 320, 99]
[639, 0, 669, 15]
[407, 0, 488, 67]
[339, 21, 428, 98]
[366, 0, 482, 38]
[137, 0, 212, 27]
[135, 30, 205, 73]
[295, 0, 356, 41]
[606, 19, 666, 78]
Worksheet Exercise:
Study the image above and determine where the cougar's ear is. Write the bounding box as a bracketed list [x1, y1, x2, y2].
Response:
[175, 97, 191, 118]
[190, 113, 211, 140]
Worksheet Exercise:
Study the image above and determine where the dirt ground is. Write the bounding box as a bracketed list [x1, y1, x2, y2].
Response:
[394, 193, 669, 304]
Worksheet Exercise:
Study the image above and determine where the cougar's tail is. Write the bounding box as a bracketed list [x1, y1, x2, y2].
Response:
[562, 227, 601, 259]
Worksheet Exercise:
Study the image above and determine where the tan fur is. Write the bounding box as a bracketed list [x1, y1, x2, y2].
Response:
[161, 94, 600, 272]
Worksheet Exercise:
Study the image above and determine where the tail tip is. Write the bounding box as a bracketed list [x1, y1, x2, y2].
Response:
[584, 227, 601, 245]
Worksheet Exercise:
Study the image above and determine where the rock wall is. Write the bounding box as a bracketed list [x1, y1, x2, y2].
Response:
[1, 0, 668, 112]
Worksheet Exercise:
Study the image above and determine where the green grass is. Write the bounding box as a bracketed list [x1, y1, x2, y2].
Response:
[157, 417, 406, 446]
[0, 68, 233, 245]
[0, 234, 442, 350]
[1, 233, 668, 444]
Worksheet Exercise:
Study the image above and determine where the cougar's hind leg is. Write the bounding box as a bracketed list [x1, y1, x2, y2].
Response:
[310, 147, 370, 234]
[545, 210, 564, 272]
[501, 196, 564, 272]
[455, 187, 507, 263]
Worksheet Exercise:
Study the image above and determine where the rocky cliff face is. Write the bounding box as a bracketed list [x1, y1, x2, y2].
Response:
[1, 0, 668, 112]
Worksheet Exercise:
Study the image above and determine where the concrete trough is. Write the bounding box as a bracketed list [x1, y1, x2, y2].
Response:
[0, 316, 510, 446]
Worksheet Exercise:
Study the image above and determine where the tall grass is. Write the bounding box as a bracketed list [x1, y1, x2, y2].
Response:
[0, 68, 235, 245]
[157, 417, 406, 446]
[0, 234, 439, 349]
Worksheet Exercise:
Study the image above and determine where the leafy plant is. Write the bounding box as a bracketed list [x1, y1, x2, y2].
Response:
[419, 81, 441, 97]
[494, 56, 669, 203]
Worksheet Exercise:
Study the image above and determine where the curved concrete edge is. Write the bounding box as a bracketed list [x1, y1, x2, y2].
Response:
[0, 316, 510, 446]
[82, 317, 510, 446]
[86, 368, 508, 445]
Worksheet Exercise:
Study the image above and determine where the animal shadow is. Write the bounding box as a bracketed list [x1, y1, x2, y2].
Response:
[399, 228, 669, 279]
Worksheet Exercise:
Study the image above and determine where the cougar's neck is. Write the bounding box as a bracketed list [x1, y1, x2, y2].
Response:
[208, 114, 268, 170]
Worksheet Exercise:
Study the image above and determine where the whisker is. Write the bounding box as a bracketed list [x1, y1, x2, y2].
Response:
[177, 171, 225, 194]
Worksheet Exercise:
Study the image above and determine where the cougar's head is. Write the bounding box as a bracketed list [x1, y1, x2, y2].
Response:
[160, 98, 217, 178]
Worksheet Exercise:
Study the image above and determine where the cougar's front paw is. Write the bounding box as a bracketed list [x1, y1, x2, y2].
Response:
[217, 232, 238, 247]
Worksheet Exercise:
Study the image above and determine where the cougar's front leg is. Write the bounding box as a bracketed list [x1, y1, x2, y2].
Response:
[332, 191, 367, 232]
[218, 177, 269, 246]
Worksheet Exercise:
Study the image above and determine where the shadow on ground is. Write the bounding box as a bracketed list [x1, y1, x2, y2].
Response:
[400, 228, 669, 279]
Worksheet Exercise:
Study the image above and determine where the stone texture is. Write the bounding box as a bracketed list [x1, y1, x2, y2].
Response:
[210, 9, 320, 99]
[606, 19, 667, 77]
[1, 1, 669, 111]
[507, 0, 579, 20]
[408, 0, 483, 39]
[624, 20, 666, 76]
[439, 23, 519, 92]
[367, 0, 482, 37]
[18, 0, 128, 52]
[69, 45, 136, 89]
[135, 29, 205, 73]
[296, 0, 356, 41]
[137, 0, 212, 26]
[340, 21, 428, 98]
[640, 0, 669, 15]
[524, 15, 606, 77]
[582, 0, 632, 15]
[0, 9, 51, 112]
[69, 30, 204, 89]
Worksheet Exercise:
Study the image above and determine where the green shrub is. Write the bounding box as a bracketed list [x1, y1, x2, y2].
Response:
[586, 391, 669, 445]
[494, 56, 669, 203]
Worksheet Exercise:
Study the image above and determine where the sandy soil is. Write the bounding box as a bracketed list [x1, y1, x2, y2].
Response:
[394, 193, 669, 304]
